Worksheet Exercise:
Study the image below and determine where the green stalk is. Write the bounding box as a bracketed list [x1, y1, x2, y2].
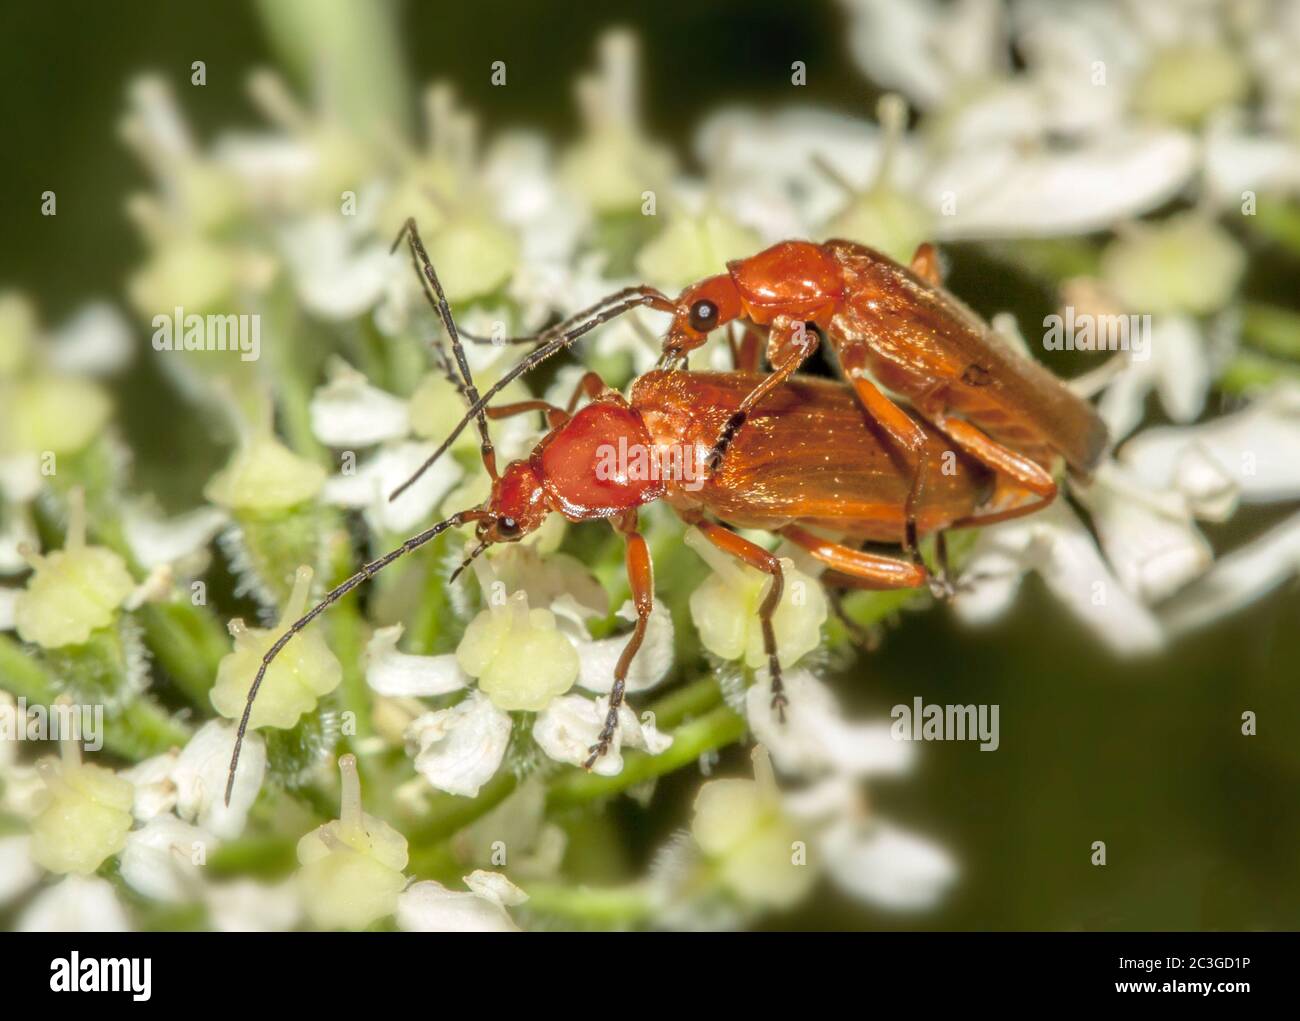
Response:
[0, 634, 189, 759]
[520, 880, 659, 924]
[405, 770, 520, 845]
[138, 601, 229, 708]
[547, 705, 746, 809]
[253, 0, 410, 137]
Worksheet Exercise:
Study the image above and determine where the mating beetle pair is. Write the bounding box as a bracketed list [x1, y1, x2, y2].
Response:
[225, 222, 1106, 799]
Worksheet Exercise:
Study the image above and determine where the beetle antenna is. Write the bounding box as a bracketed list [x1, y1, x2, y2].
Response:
[224, 507, 485, 804]
[394, 217, 500, 480]
[388, 288, 672, 503]
[457, 284, 671, 346]
[449, 538, 490, 585]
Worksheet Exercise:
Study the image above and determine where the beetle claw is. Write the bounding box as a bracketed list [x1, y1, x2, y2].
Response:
[583, 737, 612, 770]
[927, 573, 956, 602]
[770, 691, 789, 723]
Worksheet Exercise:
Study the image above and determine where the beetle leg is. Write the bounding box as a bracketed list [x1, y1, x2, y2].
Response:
[909, 242, 943, 286]
[841, 372, 934, 562]
[565, 371, 609, 413]
[584, 513, 654, 769]
[692, 521, 790, 719]
[827, 588, 882, 651]
[484, 371, 608, 431]
[705, 316, 815, 474]
[486, 398, 562, 421]
[930, 415, 1058, 501]
[780, 525, 928, 590]
[949, 483, 1056, 530]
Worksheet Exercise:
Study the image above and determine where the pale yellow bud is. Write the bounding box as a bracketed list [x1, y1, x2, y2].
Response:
[296, 754, 409, 930]
[210, 566, 342, 729]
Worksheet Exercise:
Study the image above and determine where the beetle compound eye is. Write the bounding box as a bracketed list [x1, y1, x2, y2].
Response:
[497, 516, 520, 538]
[688, 299, 719, 333]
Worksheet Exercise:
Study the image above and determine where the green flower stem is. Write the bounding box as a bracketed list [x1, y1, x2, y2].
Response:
[406, 769, 520, 845]
[1242, 302, 1300, 361]
[254, 0, 410, 136]
[546, 704, 746, 809]
[139, 601, 229, 708]
[644, 676, 723, 730]
[0, 634, 189, 759]
[520, 880, 659, 924]
[207, 834, 300, 879]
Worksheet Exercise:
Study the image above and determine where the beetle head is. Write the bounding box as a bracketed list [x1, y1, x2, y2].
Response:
[476, 460, 548, 545]
[663, 273, 744, 358]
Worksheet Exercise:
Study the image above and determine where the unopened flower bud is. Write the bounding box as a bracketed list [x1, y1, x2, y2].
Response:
[14, 490, 134, 649]
[685, 528, 827, 670]
[296, 754, 408, 930]
[210, 565, 342, 729]
[456, 590, 579, 711]
[30, 714, 134, 876]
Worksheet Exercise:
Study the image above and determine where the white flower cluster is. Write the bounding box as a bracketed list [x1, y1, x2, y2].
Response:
[3, 0, 1299, 931]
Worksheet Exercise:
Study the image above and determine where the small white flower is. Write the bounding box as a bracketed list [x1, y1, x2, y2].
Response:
[172, 720, 266, 840]
[47, 303, 134, 377]
[931, 127, 1197, 240]
[746, 669, 914, 779]
[464, 868, 530, 908]
[954, 499, 1164, 654]
[819, 817, 957, 912]
[1120, 384, 1300, 506]
[557, 600, 675, 695]
[397, 871, 526, 932]
[1159, 509, 1300, 635]
[842, 0, 1006, 111]
[365, 624, 470, 697]
[533, 694, 672, 776]
[204, 878, 302, 933]
[1098, 316, 1214, 443]
[121, 502, 228, 573]
[323, 439, 463, 535]
[1203, 112, 1300, 206]
[0, 835, 41, 907]
[17, 875, 131, 933]
[406, 690, 513, 798]
[119, 815, 214, 903]
[310, 358, 410, 448]
[783, 773, 957, 912]
[1074, 461, 1213, 603]
[278, 213, 391, 321]
[0, 454, 43, 509]
[119, 750, 181, 822]
[700, 87, 1194, 247]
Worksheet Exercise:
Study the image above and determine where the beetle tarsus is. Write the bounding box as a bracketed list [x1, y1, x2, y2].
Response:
[771, 690, 789, 723]
[583, 734, 613, 769]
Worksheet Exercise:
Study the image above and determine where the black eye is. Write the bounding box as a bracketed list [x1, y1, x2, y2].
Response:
[688, 299, 719, 333]
[497, 516, 520, 538]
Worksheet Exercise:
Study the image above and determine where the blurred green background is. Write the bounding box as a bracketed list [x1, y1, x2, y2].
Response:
[0, 0, 1296, 930]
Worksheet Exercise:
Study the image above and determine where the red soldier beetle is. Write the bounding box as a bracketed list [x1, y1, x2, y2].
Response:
[659, 239, 1110, 556]
[225, 223, 1023, 801]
